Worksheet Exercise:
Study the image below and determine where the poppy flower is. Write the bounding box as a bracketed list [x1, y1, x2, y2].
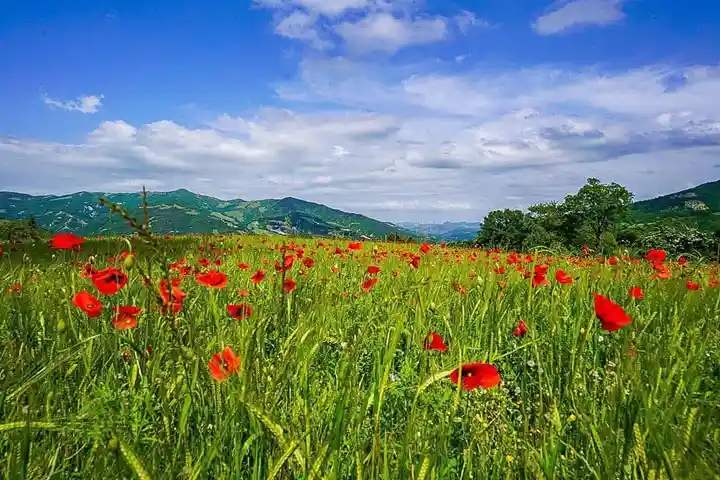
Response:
[410, 255, 421, 269]
[440, 242, 447, 248]
[593, 293, 632, 331]
[72, 290, 103, 317]
[208, 346, 241, 382]
[50, 232, 85, 250]
[91, 268, 128, 295]
[303, 257, 315, 269]
[283, 278, 297, 292]
[196, 270, 228, 288]
[227, 303, 253, 320]
[237, 263, 249, 270]
[112, 306, 141, 330]
[555, 269, 573, 285]
[493, 266, 506, 274]
[686, 280, 700, 291]
[424, 332, 448, 352]
[608, 256, 618, 266]
[532, 265, 549, 287]
[159, 278, 186, 313]
[367, 265, 381, 275]
[513, 320, 528, 337]
[420, 243, 430, 254]
[629, 286, 644, 299]
[678, 257, 688, 266]
[449, 363, 501, 390]
[197, 258, 210, 268]
[348, 242, 362, 251]
[645, 249, 666, 264]
[361, 277, 377, 292]
[251, 269, 265, 284]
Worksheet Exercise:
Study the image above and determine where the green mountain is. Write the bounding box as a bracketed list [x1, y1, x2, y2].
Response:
[631, 179, 720, 231]
[0, 189, 416, 239]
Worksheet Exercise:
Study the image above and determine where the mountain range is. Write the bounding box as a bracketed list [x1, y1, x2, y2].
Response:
[0, 189, 417, 240]
[1, 179, 718, 240]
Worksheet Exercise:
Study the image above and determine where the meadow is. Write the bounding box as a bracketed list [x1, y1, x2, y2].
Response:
[1, 232, 719, 479]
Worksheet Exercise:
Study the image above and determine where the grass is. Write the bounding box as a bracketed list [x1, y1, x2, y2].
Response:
[0, 234, 719, 479]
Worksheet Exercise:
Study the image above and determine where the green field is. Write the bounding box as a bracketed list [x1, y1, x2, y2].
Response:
[1, 234, 719, 479]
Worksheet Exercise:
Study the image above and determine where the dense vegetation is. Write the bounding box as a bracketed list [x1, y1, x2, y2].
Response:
[476, 178, 720, 260]
[0, 193, 719, 478]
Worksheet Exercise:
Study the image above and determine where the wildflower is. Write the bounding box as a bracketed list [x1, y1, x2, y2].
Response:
[283, 278, 297, 292]
[555, 269, 574, 285]
[593, 293, 632, 331]
[72, 290, 103, 317]
[361, 277, 378, 292]
[112, 306, 142, 330]
[449, 363, 501, 390]
[227, 303, 253, 320]
[208, 346, 241, 382]
[348, 242, 362, 251]
[159, 278, 186, 313]
[367, 265, 381, 275]
[424, 332, 448, 352]
[645, 249, 666, 264]
[50, 232, 85, 250]
[302, 257, 314, 268]
[410, 255, 421, 269]
[420, 243, 430, 254]
[629, 286, 644, 299]
[513, 320, 528, 337]
[91, 268, 128, 295]
[237, 263, 249, 270]
[686, 280, 700, 291]
[532, 265, 549, 287]
[196, 270, 228, 288]
[251, 269, 265, 284]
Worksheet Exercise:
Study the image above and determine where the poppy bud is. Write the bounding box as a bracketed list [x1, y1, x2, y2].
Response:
[57, 318, 66, 334]
[108, 437, 119, 450]
[428, 301, 437, 313]
[123, 254, 135, 270]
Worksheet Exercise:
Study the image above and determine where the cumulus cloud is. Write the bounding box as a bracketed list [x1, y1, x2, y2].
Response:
[42, 93, 104, 114]
[335, 13, 447, 54]
[533, 0, 627, 35]
[5, 61, 720, 223]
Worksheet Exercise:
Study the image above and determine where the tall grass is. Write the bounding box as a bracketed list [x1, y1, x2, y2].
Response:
[0, 231, 719, 479]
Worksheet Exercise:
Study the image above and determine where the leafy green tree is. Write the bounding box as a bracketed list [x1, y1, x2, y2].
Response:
[562, 178, 634, 250]
[475, 209, 533, 250]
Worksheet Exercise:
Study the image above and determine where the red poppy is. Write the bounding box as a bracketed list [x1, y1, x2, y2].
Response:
[283, 278, 297, 292]
[302, 257, 315, 269]
[709, 279, 720, 288]
[227, 303, 253, 320]
[493, 266, 506, 274]
[366, 265, 380, 275]
[251, 269, 265, 284]
[449, 363, 501, 390]
[645, 249, 666, 263]
[532, 265, 549, 287]
[197, 258, 210, 267]
[410, 255, 421, 269]
[686, 280, 700, 291]
[678, 257, 688, 266]
[424, 332, 448, 352]
[159, 278, 186, 313]
[237, 263, 249, 270]
[208, 346, 241, 382]
[440, 242, 447, 248]
[196, 270, 228, 288]
[72, 290, 103, 317]
[629, 286, 644, 299]
[50, 232, 86, 250]
[420, 243, 430, 254]
[555, 269, 574, 285]
[608, 256, 618, 266]
[348, 242, 362, 251]
[91, 268, 128, 295]
[112, 306, 142, 330]
[361, 277, 378, 292]
[513, 320, 528, 337]
[593, 293, 632, 331]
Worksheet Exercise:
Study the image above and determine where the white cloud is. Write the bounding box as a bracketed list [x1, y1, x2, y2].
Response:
[454, 10, 490, 34]
[255, 0, 372, 17]
[6, 62, 720, 223]
[335, 13, 447, 53]
[274, 11, 332, 49]
[533, 0, 626, 35]
[42, 93, 104, 114]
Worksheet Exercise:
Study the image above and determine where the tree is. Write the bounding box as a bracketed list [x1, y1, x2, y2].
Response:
[476, 209, 533, 250]
[562, 178, 633, 250]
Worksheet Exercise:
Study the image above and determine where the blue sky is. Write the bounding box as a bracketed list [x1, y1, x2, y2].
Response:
[1, 0, 720, 223]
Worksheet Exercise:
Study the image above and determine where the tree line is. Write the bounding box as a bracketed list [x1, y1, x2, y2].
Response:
[475, 178, 720, 260]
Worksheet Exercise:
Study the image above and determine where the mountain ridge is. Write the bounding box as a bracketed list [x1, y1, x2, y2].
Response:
[0, 189, 417, 239]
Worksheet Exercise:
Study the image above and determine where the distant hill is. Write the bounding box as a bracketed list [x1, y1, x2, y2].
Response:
[397, 222, 483, 241]
[0, 189, 416, 239]
[631, 179, 720, 231]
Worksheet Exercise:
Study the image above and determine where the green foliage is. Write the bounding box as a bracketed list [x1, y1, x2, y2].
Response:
[0, 217, 45, 242]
